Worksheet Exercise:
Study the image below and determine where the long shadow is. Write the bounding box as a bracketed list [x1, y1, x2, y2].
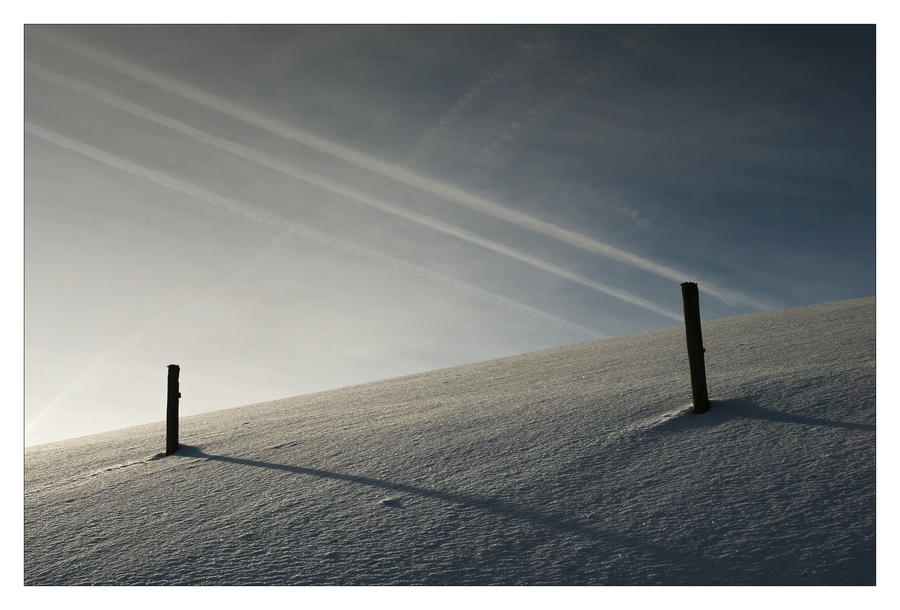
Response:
[708, 398, 874, 431]
[170, 444, 670, 557]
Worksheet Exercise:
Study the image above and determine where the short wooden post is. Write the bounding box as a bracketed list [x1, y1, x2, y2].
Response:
[681, 283, 710, 414]
[166, 364, 180, 455]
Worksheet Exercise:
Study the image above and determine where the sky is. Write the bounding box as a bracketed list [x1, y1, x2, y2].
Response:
[24, 24, 876, 446]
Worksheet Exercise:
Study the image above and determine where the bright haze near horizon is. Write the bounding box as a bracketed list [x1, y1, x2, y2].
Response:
[24, 25, 875, 447]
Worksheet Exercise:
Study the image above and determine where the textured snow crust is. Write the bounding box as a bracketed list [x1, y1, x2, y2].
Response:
[24, 298, 875, 585]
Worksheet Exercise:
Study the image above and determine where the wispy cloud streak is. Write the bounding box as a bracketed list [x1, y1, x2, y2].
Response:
[25, 122, 605, 340]
[27, 29, 772, 312]
[26, 61, 682, 321]
[25, 328, 148, 434]
[26, 230, 293, 436]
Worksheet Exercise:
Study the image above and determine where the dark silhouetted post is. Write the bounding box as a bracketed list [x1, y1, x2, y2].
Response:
[681, 283, 710, 414]
[166, 364, 180, 455]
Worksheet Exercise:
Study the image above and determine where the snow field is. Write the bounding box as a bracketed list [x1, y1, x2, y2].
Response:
[25, 298, 875, 585]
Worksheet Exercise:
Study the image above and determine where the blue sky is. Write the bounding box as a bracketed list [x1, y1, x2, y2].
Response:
[24, 25, 876, 445]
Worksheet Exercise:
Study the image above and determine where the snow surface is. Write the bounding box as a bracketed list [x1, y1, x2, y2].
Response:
[24, 298, 875, 586]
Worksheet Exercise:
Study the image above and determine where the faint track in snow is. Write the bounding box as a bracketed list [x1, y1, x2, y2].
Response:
[25, 453, 168, 498]
[167, 444, 669, 555]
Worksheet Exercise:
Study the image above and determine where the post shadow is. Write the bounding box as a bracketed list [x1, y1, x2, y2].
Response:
[710, 398, 875, 431]
[169, 444, 669, 557]
[651, 398, 875, 433]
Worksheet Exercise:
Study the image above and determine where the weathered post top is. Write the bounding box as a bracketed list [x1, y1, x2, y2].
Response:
[681, 283, 710, 414]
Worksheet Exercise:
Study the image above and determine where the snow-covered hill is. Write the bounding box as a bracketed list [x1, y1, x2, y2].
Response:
[24, 297, 875, 585]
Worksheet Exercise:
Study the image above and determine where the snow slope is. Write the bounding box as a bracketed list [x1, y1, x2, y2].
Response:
[24, 297, 875, 585]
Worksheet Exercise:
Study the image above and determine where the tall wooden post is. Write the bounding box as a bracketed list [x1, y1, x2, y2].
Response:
[166, 364, 180, 455]
[681, 283, 710, 414]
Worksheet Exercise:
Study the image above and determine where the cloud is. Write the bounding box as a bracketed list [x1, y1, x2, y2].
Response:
[408, 79, 485, 163]
[27, 28, 770, 313]
[406, 35, 544, 163]
[26, 122, 605, 341]
[25, 61, 683, 321]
